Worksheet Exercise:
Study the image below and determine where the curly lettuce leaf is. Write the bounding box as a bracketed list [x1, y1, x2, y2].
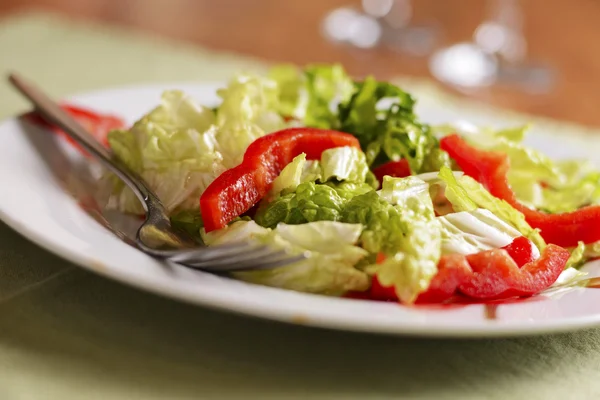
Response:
[203, 220, 369, 295]
[255, 181, 369, 228]
[337, 76, 448, 173]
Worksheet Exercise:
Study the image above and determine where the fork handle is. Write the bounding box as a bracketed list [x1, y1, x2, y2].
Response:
[9, 73, 154, 211]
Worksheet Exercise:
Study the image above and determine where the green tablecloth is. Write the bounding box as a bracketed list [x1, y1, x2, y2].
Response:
[2, 12, 600, 400]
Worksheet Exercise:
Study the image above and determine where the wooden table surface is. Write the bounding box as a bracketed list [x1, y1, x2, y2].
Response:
[2, 0, 600, 127]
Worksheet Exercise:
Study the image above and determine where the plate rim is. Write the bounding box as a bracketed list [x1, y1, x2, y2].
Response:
[3, 82, 600, 338]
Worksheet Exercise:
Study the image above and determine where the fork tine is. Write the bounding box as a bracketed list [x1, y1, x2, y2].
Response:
[184, 247, 289, 268]
[185, 251, 307, 272]
[215, 251, 307, 271]
[164, 241, 260, 263]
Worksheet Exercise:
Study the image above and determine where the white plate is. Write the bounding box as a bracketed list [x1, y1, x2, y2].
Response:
[3, 82, 600, 338]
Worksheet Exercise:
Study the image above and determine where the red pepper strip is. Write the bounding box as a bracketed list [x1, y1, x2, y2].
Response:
[415, 254, 473, 303]
[24, 104, 126, 154]
[458, 244, 569, 299]
[440, 133, 600, 247]
[501, 236, 537, 267]
[370, 235, 553, 303]
[200, 128, 361, 232]
[372, 160, 411, 189]
[416, 236, 538, 302]
[369, 254, 473, 303]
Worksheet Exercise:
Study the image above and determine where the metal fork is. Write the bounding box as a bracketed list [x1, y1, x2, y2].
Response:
[9, 73, 305, 272]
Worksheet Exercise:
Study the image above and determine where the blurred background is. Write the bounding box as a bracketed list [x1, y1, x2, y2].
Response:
[1, 0, 599, 126]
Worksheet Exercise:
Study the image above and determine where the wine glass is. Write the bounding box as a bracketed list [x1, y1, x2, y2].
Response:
[321, 0, 440, 56]
[429, 0, 555, 93]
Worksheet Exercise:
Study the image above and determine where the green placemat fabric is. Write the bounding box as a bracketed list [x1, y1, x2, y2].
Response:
[2, 12, 600, 400]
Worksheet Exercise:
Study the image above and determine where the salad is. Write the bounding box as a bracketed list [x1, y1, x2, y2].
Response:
[41, 64, 600, 305]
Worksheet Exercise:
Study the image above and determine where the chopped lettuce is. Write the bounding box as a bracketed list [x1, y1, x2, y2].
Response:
[257, 145, 373, 227]
[203, 220, 369, 295]
[438, 209, 521, 256]
[438, 166, 546, 252]
[337, 76, 447, 173]
[566, 241, 586, 269]
[343, 177, 442, 303]
[437, 167, 477, 212]
[268, 63, 354, 126]
[268, 146, 369, 200]
[582, 241, 600, 259]
[107, 90, 225, 214]
[301, 160, 322, 183]
[215, 73, 286, 168]
[271, 65, 448, 174]
[378, 175, 430, 206]
[269, 153, 311, 198]
[255, 181, 374, 228]
[320, 146, 369, 183]
[303, 64, 355, 128]
[268, 64, 308, 118]
[436, 122, 600, 214]
[107, 74, 288, 215]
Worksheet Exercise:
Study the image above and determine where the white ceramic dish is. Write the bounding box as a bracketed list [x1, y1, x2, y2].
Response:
[3, 82, 600, 338]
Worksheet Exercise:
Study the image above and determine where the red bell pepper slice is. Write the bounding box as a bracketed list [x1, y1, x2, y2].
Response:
[24, 104, 126, 154]
[372, 160, 411, 188]
[370, 235, 560, 303]
[440, 133, 600, 247]
[501, 236, 537, 267]
[458, 244, 569, 299]
[370, 254, 473, 303]
[200, 128, 361, 232]
[415, 254, 473, 303]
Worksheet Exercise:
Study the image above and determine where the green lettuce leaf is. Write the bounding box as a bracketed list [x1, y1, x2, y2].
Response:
[268, 64, 308, 118]
[107, 90, 225, 214]
[107, 74, 291, 215]
[256, 181, 370, 228]
[378, 175, 430, 206]
[437, 167, 477, 212]
[215, 73, 286, 168]
[438, 209, 521, 256]
[343, 177, 442, 303]
[301, 160, 322, 183]
[303, 64, 355, 128]
[257, 144, 373, 227]
[203, 220, 369, 295]
[269, 153, 311, 198]
[436, 122, 600, 214]
[268, 63, 354, 127]
[582, 241, 600, 258]
[337, 76, 447, 173]
[438, 166, 546, 252]
[320, 146, 369, 183]
[566, 241, 586, 269]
